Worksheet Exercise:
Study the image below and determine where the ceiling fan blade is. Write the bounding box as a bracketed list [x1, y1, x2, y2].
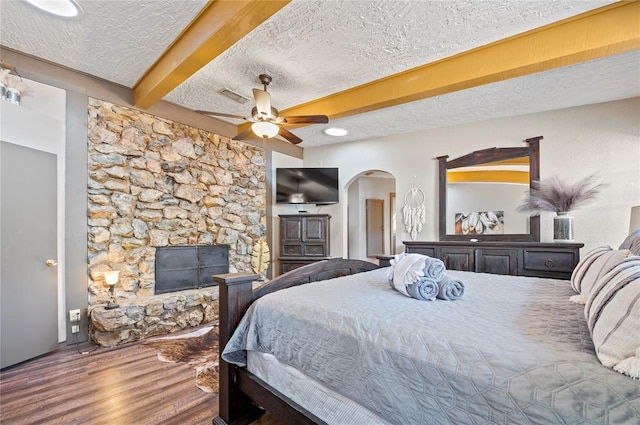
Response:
[280, 115, 329, 125]
[252, 88, 272, 118]
[232, 128, 255, 141]
[278, 127, 303, 145]
[196, 110, 249, 121]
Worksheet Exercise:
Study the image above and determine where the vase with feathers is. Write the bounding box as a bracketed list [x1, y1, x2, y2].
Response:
[517, 174, 604, 242]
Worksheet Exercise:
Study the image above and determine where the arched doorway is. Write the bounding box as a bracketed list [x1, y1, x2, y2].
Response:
[345, 170, 397, 260]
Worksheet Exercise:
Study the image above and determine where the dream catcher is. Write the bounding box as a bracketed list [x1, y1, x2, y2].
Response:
[402, 181, 425, 240]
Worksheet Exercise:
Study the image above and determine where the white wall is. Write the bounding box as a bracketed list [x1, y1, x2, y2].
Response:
[303, 98, 640, 256]
[347, 177, 360, 259]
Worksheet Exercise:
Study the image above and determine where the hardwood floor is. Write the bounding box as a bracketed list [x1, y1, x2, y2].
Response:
[0, 335, 279, 425]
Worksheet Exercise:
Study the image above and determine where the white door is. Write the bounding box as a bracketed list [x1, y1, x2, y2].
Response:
[1, 141, 58, 369]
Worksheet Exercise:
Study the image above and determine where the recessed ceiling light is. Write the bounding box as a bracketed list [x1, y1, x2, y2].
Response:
[22, 0, 83, 18]
[323, 127, 348, 137]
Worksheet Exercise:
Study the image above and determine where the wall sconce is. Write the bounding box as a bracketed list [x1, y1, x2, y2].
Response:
[0, 60, 29, 106]
[103, 270, 120, 310]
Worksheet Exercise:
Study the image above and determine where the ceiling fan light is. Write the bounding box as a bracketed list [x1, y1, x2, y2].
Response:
[323, 127, 348, 137]
[252, 122, 279, 139]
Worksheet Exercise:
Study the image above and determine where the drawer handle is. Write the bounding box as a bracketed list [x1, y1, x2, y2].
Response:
[544, 259, 555, 269]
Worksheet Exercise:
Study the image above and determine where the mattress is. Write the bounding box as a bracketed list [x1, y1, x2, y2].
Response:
[247, 351, 391, 425]
[224, 268, 640, 424]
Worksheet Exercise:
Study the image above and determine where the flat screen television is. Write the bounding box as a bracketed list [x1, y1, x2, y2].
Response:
[276, 167, 339, 204]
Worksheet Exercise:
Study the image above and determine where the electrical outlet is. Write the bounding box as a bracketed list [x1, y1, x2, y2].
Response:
[71, 325, 79, 334]
[69, 309, 81, 322]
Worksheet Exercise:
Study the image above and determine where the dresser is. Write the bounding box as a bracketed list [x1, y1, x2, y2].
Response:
[278, 214, 331, 274]
[398, 241, 584, 280]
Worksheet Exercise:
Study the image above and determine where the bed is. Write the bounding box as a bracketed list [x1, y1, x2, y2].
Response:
[212, 253, 640, 425]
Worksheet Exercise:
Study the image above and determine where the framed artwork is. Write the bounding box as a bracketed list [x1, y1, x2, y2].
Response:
[454, 211, 504, 235]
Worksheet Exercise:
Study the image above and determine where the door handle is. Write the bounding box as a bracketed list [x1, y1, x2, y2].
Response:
[46, 259, 58, 267]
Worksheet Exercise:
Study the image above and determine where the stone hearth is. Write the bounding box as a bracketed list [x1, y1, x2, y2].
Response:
[89, 287, 219, 347]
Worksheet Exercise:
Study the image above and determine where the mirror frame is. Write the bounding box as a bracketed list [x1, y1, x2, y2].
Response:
[437, 136, 542, 242]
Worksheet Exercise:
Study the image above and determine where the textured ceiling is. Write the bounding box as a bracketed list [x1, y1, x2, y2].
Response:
[0, 0, 208, 87]
[1, 0, 638, 148]
[295, 49, 640, 146]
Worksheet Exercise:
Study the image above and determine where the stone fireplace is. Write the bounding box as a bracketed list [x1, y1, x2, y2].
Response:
[86, 98, 266, 346]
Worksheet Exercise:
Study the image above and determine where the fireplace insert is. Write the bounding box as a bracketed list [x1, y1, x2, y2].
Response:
[155, 245, 229, 294]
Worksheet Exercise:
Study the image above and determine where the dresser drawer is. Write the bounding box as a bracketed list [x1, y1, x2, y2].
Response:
[279, 257, 329, 274]
[521, 249, 579, 279]
[405, 246, 436, 257]
[440, 247, 474, 272]
[475, 248, 518, 276]
[303, 244, 327, 257]
[282, 244, 303, 256]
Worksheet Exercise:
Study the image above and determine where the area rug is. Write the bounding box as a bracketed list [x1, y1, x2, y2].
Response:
[143, 324, 220, 393]
[143, 324, 282, 425]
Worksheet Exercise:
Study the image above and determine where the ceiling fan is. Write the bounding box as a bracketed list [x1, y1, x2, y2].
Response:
[196, 74, 329, 145]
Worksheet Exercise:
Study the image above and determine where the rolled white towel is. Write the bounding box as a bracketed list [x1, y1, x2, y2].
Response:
[386, 253, 445, 282]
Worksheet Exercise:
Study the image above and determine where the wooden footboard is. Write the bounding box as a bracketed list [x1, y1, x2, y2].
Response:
[212, 258, 380, 425]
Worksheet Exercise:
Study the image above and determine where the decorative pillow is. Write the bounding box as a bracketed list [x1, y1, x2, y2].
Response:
[569, 245, 612, 298]
[583, 256, 640, 378]
[619, 229, 640, 255]
[570, 249, 634, 305]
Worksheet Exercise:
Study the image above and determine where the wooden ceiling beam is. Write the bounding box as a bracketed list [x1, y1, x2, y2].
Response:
[133, 0, 290, 110]
[274, 1, 640, 123]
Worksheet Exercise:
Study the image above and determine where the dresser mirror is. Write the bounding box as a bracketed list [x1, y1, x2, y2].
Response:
[437, 136, 542, 242]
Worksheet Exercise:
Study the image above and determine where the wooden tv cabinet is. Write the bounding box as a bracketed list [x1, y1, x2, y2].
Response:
[278, 214, 331, 275]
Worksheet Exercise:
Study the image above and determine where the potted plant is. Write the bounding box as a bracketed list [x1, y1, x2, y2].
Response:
[517, 174, 604, 242]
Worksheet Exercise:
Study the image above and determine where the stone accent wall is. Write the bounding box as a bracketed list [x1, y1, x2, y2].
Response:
[86, 98, 266, 306]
